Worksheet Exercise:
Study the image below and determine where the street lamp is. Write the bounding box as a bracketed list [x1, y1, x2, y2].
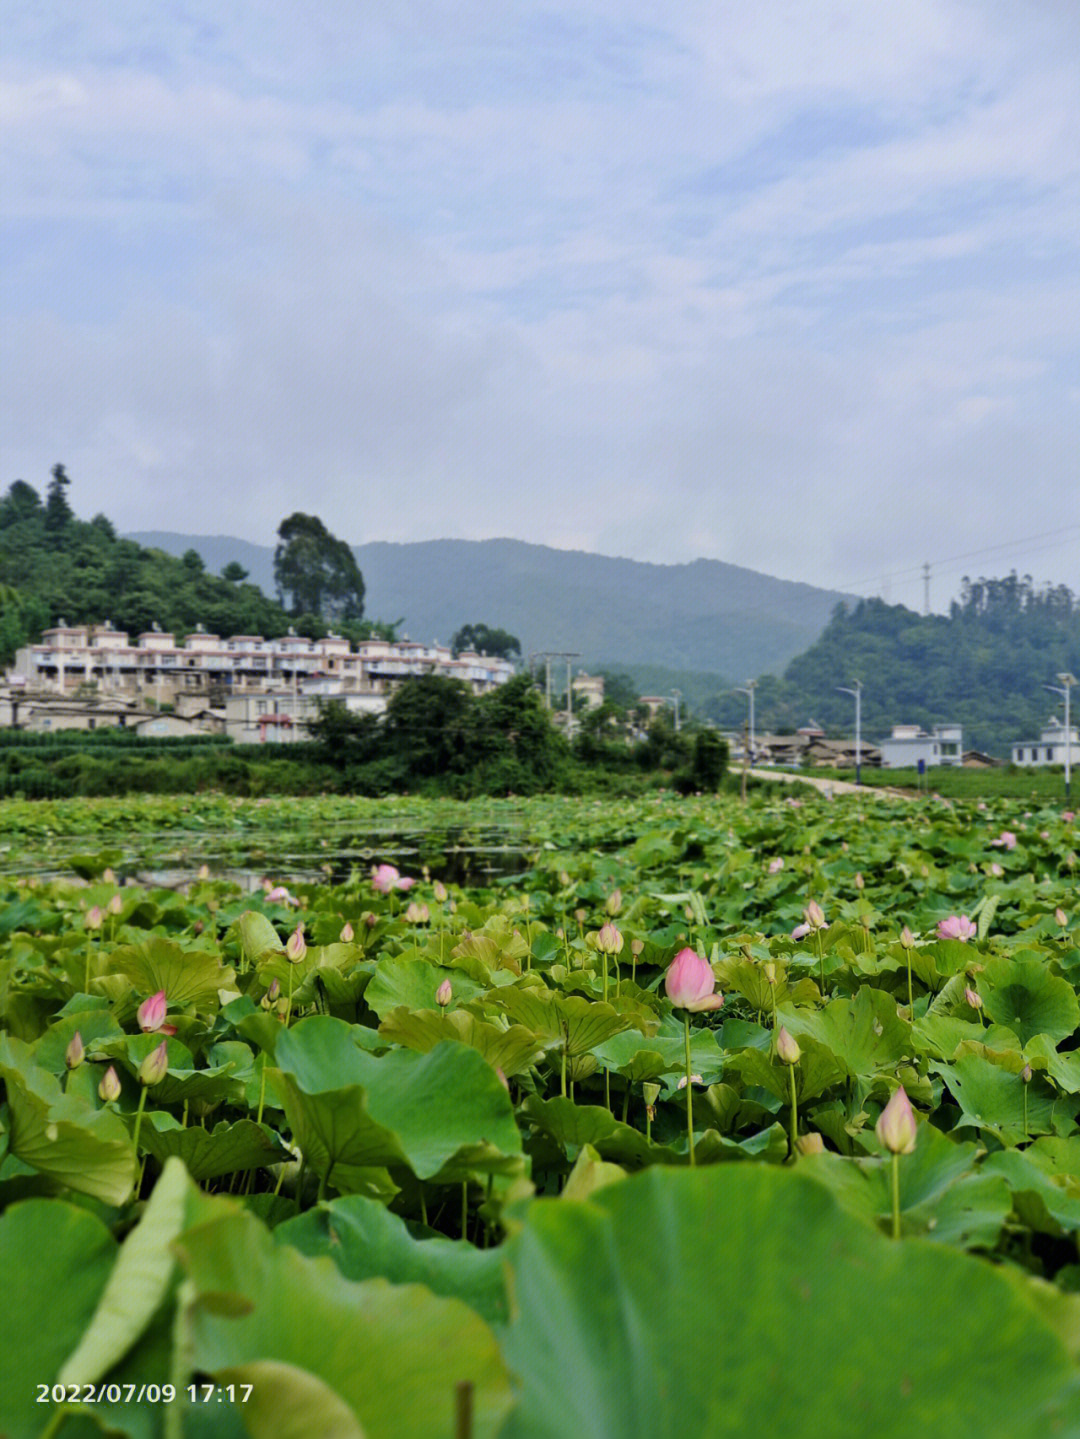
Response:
[837, 680, 863, 786]
[1044, 673, 1076, 802]
[670, 689, 682, 733]
[735, 680, 757, 763]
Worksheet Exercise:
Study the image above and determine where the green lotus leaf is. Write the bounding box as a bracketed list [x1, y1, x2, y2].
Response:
[911, 1011, 1011, 1061]
[100, 1031, 245, 1109]
[983, 1148, 1080, 1235]
[109, 936, 235, 1009]
[377, 1005, 545, 1076]
[175, 1205, 513, 1439]
[498, 1164, 1077, 1439]
[235, 909, 285, 964]
[66, 848, 124, 880]
[139, 1115, 291, 1181]
[278, 1193, 509, 1325]
[800, 1122, 1009, 1246]
[34, 1007, 125, 1072]
[492, 989, 631, 1055]
[725, 1035, 846, 1103]
[215, 1360, 366, 1439]
[980, 954, 1080, 1045]
[932, 1053, 1068, 1142]
[364, 954, 484, 1019]
[273, 1018, 521, 1185]
[781, 985, 912, 1090]
[0, 1037, 136, 1204]
[1025, 1035, 1080, 1092]
[0, 1200, 117, 1439]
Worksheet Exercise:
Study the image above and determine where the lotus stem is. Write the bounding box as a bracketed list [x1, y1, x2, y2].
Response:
[788, 1062, 799, 1157]
[256, 1059, 267, 1127]
[683, 1010, 695, 1167]
[130, 1084, 149, 1159]
[890, 1152, 901, 1240]
[816, 930, 824, 992]
[906, 954, 913, 1011]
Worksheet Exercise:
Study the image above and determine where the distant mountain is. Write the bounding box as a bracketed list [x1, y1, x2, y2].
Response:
[128, 532, 854, 681]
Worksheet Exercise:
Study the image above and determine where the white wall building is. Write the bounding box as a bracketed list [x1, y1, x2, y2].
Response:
[878, 723, 963, 769]
[1011, 717, 1080, 767]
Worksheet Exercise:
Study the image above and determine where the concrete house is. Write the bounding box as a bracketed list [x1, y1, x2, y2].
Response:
[878, 723, 963, 769]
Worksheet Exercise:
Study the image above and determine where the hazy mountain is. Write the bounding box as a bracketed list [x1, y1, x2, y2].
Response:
[128, 532, 853, 681]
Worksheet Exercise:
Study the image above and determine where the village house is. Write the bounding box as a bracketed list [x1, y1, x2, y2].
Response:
[878, 723, 963, 770]
[1011, 716, 1079, 767]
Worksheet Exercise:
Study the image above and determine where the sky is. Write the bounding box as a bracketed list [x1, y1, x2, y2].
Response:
[2, 2, 1078, 613]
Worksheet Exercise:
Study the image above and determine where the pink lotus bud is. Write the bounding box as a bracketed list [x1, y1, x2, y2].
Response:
[768, 857, 784, 874]
[964, 986, 983, 1010]
[85, 905, 103, 931]
[340, 921, 355, 943]
[596, 921, 624, 955]
[1056, 908, 1068, 929]
[854, 872, 864, 890]
[404, 901, 430, 924]
[1022, 1063, 1033, 1084]
[286, 925, 307, 963]
[1065, 811, 1075, 823]
[605, 889, 623, 916]
[433, 880, 448, 904]
[804, 900, 826, 930]
[937, 914, 976, 941]
[664, 948, 723, 1012]
[107, 893, 123, 916]
[989, 862, 1003, 877]
[436, 979, 453, 1008]
[198, 863, 210, 880]
[137, 990, 168, 1033]
[138, 1039, 169, 1087]
[266, 884, 294, 904]
[676, 1074, 704, 1089]
[65, 1031, 85, 1069]
[899, 925, 915, 949]
[876, 1085, 917, 1155]
[267, 977, 280, 1002]
[776, 1026, 801, 1065]
[791, 922, 811, 941]
[98, 1065, 121, 1103]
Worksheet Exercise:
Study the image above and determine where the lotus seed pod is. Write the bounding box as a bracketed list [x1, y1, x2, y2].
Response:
[763, 961, 777, 985]
[876, 1086, 917, 1155]
[631, 938, 644, 957]
[776, 1026, 801, 1065]
[642, 1082, 661, 1107]
[65, 1031, 85, 1069]
[98, 1065, 122, 1103]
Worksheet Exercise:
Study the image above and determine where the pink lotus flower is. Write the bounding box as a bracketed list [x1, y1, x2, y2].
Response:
[791, 922, 812, 941]
[1064, 811, 1075, 823]
[876, 1086, 917, 1155]
[804, 900, 827, 931]
[989, 862, 1003, 878]
[265, 884, 296, 904]
[676, 1073, 705, 1089]
[371, 863, 415, 894]
[137, 990, 168, 1033]
[596, 921, 624, 955]
[964, 986, 983, 1010]
[937, 914, 976, 941]
[768, 857, 785, 874]
[664, 949, 723, 1012]
[991, 831, 1017, 851]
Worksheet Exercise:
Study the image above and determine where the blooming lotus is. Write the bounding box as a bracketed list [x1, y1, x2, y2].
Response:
[938, 914, 976, 941]
[664, 949, 723, 1012]
[992, 831, 1017, 851]
[791, 922, 811, 941]
[372, 863, 415, 894]
[768, 857, 784, 874]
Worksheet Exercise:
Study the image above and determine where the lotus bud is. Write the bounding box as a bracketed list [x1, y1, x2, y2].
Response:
[98, 1065, 121, 1103]
[198, 863, 210, 880]
[900, 925, 915, 949]
[138, 1039, 169, 1087]
[65, 1031, 85, 1069]
[764, 961, 777, 986]
[768, 857, 784, 874]
[267, 977, 280, 1002]
[436, 979, 453, 1009]
[433, 880, 448, 904]
[85, 905, 103, 930]
[596, 921, 624, 955]
[404, 901, 430, 924]
[1022, 1063, 1033, 1084]
[102, 867, 116, 883]
[1056, 908, 1068, 930]
[876, 1086, 917, 1155]
[795, 1132, 826, 1156]
[776, 1026, 801, 1065]
[365, 911, 378, 927]
[574, 908, 587, 926]
[684, 904, 694, 923]
[855, 872, 864, 890]
[340, 921, 354, 943]
[137, 989, 168, 1033]
[664, 948, 723, 1012]
[107, 893, 123, 916]
[605, 889, 622, 916]
[286, 925, 307, 963]
[804, 900, 826, 930]
[558, 871, 571, 888]
[964, 986, 983, 1011]
[791, 922, 811, 941]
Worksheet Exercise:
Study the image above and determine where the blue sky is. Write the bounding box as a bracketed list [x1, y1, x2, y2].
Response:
[2, 2, 1078, 611]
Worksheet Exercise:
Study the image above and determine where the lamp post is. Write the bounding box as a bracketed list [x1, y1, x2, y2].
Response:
[735, 680, 757, 764]
[837, 680, 863, 786]
[670, 689, 682, 733]
[1044, 673, 1076, 802]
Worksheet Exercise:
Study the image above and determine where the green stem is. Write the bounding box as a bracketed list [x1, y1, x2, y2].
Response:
[130, 1084, 149, 1160]
[602, 951, 609, 1004]
[1023, 1084, 1029, 1143]
[906, 954, 913, 1012]
[816, 931, 824, 993]
[285, 964, 295, 1027]
[561, 1042, 567, 1098]
[604, 1067, 611, 1112]
[683, 1010, 695, 1167]
[890, 1152, 901, 1240]
[419, 1187, 428, 1227]
[788, 1062, 799, 1157]
[621, 1086, 630, 1124]
[85, 937, 93, 994]
[256, 1058, 267, 1127]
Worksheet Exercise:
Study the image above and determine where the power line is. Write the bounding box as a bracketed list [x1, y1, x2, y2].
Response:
[836, 523, 1080, 599]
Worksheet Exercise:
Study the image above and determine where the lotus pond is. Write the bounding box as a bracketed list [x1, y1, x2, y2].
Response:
[5, 789, 1080, 1437]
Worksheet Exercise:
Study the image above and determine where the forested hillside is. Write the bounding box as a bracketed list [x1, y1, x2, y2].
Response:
[704, 576, 1080, 757]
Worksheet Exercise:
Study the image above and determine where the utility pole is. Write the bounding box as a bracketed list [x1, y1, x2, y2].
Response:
[923, 562, 930, 616]
[1045, 673, 1076, 803]
[670, 689, 682, 732]
[531, 651, 581, 731]
[837, 680, 863, 785]
[735, 680, 757, 763]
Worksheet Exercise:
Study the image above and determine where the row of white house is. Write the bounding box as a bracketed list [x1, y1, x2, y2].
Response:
[866, 717, 1077, 769]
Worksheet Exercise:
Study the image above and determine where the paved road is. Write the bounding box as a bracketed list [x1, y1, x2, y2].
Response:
[745, 767, 910, 800]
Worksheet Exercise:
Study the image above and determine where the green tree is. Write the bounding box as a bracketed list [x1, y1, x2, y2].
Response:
[273, 513, 365, 621]
[451, 623, 521, 660]
[44, 464, 73, 544]
[221, 561, 249, 583]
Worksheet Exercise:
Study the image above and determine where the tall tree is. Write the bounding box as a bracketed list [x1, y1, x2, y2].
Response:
[273, 513, 365, 621]
[451, 622, 521, 659]
[44, 464, 73, 543]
